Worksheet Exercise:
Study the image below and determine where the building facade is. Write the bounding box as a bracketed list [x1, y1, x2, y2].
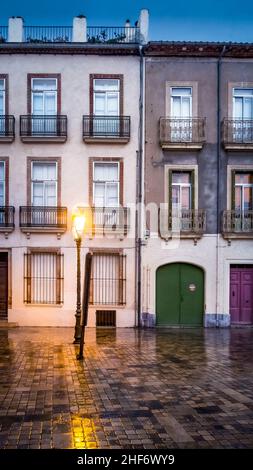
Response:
[0, 12, 149, 327]
[141, 42, 253, 328]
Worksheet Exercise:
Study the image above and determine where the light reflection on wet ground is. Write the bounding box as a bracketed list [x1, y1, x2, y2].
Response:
[0, 327, 253, 448]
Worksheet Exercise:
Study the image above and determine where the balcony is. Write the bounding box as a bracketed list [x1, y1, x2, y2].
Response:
[159, 208, 206, 241]
[0, 116, 15, 142]
[20, 115, 67, 142]
[159, 117, 206, 150]
[83, 116, 130, 143]
[87, 26, 140, 44]
[19, 206, 67, 236]
[83, 206, 130, 237]
[222, 210, 253, 239]
[0, 206, 15, 234]
[222, 119, 253, 150]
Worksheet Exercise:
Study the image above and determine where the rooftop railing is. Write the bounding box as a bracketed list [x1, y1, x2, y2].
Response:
[24, 26, 73, 43]
[87, 26, 140, 43]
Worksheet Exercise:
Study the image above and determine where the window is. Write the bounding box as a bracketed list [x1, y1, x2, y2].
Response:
[170, 171, 193, 210]
[90, 253, 126, 305]
[233, 172, 253, 211]
[0, 79, 5, 116]
[170, 87, 192, 141]
[93, 79, 120, 116]
[169, 170, 195, 231]
[0, 79, 5, 135]
[233, 89, 253, 120]
[31, 162, 57, 207]
[31, 78, 57, 134]
[24, 251, 64, 305]
[0, 161, 5, 206]
[93, 162, 119, 207]
[171, 87, 192, 118]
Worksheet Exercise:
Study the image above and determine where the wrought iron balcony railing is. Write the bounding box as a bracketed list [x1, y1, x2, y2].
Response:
[87, 26, 140, 43]
[19, 206, 67, 231]
[222, 210, 253, 236]
[84, 206, 130, 236]
[0, 206, 15, 230]
[24, 26, 73, 43]
[159, 208, 206, 239]
[159, 117, 206, 148]
[20, 115, 67, 141]
[222, 119, 253, 148]
[0, 116, 15, 141]
[83, 115, 130, 141]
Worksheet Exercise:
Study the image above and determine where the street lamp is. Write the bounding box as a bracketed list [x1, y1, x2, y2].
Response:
[72, 214, 86, 344]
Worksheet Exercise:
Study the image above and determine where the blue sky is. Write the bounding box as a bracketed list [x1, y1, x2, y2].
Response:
[1, 0, 253, 42]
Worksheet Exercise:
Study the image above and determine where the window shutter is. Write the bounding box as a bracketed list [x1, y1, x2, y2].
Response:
[168, 170, 173, 211]
[191, 171, 195, 210]
[231, 170, 236, 209]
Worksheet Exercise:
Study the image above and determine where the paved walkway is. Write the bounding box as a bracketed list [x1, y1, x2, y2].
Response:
[0, 327, 253, 449]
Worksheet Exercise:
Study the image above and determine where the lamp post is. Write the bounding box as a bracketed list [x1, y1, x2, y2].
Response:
[72, 214, 85, 344]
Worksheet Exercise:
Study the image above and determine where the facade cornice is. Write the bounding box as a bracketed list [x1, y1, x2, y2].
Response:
[0, 43, 140, 56]
[143, 42, 253, 58]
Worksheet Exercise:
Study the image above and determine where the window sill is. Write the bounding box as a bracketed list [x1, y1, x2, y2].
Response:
[160, 141, 204, 150]
[24, 303, 63, 308]
[20, 136, 67, 143]
[0, 136, 15, 143]
[83, 136, 130, 144]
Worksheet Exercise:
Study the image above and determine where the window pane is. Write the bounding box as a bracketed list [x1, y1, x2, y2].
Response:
[181, 186, 191, 209]
[106, 183, 118, 206]
[172, 172, 191, 184]
[171, 96, 181, 117]
[94, 93, 106, 115]
[44, 93, 57, 114]
[107, 93, 119, 115]
[0, 92, 4, 115]
[171, 87, 192, 96]
[244, 98, 253, 119]
[32, 79, 57, 91]
[234, 88, 253, 97]
[0, 182, 4, 205]
[182, 97, 191, 117]
[0, 80, 4, 91]
[0, 162, 4, 181]
[32, 183, 44, 206]
[234, 97, 243, 119]
[94, 79, 120, 91]
[94, 163, 118, 181]
[235, 173, 253, 184]
[44, 182, 57, 206]
[172, 186, 180, 205]
[32, 163, 56, 181]
[94, 182, 105, 206]
[32, 94, 44, 114]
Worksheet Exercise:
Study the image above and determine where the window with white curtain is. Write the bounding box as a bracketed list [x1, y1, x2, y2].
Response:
[0, 80, 5, 135]
[0, 161, 5, 206]
[0, 79, 5, 116]
[31, 162, 57, 207]
[233, 89, 253, 119]
[31, 79, 57, 134]
[170, 87, 192, 141]
[93, 79, 120, 116]
[93, 162, 119, 207]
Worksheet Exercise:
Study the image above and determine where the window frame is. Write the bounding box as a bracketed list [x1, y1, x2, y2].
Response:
[27, 74, 61, 114]
[0, 157, 9, 206]
[31, 78, 58, 116]
[27, 157, 61, 206]
[165, 81, 198, 117]
[0, 75, 8, 115]
[31, 161, 58, 207]
[93, 161, 120, 207]
[89, 74, 124, 116]
[165, 164, 198, 211]
[24, 249, 64, 306]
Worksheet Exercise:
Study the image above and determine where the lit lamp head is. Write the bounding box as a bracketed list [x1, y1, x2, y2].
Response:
[72, 214, 85, 241]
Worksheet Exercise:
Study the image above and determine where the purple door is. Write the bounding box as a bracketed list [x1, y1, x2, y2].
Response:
[230, 266, 253, 324]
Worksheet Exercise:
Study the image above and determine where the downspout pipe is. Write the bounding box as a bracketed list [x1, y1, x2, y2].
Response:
[216, 45, 226, 327]
[136, 45, 144, 328]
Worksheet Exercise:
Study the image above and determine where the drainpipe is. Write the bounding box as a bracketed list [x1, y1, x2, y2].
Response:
[136, 45, 144, 327]
[216, 45, 226, 327]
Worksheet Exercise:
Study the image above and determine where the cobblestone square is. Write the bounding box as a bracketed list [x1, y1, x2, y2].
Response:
[0, 327, 253, 449]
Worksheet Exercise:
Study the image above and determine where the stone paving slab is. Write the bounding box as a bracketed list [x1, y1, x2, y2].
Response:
[0, 327, 253, 449]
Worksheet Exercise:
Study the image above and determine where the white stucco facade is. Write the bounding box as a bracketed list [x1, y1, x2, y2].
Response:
[0, 52, 140, 327]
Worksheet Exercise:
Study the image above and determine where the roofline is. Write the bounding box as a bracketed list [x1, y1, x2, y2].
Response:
[143, 41, 253, 58]
[0, 42, 141, 56]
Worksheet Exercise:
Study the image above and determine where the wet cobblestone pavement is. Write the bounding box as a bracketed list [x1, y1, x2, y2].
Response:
[0, 327, 253, 449]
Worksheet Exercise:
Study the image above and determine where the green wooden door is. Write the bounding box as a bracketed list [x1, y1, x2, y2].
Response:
[156, 263, 204, 326]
